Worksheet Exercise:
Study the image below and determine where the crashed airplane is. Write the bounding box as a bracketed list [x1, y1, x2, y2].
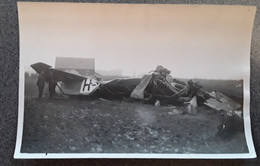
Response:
[30, 62, 242, 117]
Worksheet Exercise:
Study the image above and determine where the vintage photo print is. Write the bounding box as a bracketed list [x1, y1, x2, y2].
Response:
[15, 2, 256, 158]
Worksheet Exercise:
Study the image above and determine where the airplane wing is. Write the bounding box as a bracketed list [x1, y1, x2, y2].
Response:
[49, 68, 86, 82]
[31, 62, 86, 82]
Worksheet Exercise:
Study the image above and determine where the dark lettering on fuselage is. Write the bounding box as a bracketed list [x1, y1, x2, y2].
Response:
[82, 78, 97, 92]
[82, 79, 91, 91]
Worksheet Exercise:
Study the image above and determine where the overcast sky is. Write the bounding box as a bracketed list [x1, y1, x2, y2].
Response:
[18, 2, 256, 79]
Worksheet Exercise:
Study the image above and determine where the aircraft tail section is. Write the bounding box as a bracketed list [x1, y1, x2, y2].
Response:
[31, 62, 51, 74]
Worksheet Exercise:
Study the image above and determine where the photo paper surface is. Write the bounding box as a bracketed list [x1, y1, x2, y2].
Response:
[15, 2, 256, 158]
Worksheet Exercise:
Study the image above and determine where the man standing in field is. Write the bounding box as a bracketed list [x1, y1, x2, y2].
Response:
[37, 71, 45, 98]
[48, 71, 57, 99]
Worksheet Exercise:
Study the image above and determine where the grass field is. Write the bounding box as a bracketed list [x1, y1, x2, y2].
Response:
[21, 75, 247, 153]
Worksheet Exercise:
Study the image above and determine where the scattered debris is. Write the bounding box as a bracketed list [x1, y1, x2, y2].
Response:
[99, 98, 111, 102]
[168, 109, 180, 115]
[155, 100, 160, 107]
[186, 96, 197, 114]
[204, 91, 242, 117]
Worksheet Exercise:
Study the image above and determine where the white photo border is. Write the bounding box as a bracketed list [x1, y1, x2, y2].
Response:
[14, 2, 257, 159]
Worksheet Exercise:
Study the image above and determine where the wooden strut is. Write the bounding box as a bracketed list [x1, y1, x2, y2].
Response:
[56, 82, 65, 95]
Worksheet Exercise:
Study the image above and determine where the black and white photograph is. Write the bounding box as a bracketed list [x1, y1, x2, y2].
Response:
[15, 2, 256, 158]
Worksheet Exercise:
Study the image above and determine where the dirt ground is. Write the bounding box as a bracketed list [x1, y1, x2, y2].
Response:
[21, 96, 248, 154]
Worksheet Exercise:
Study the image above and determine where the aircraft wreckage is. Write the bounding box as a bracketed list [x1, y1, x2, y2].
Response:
[31, 63, 243, 118]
